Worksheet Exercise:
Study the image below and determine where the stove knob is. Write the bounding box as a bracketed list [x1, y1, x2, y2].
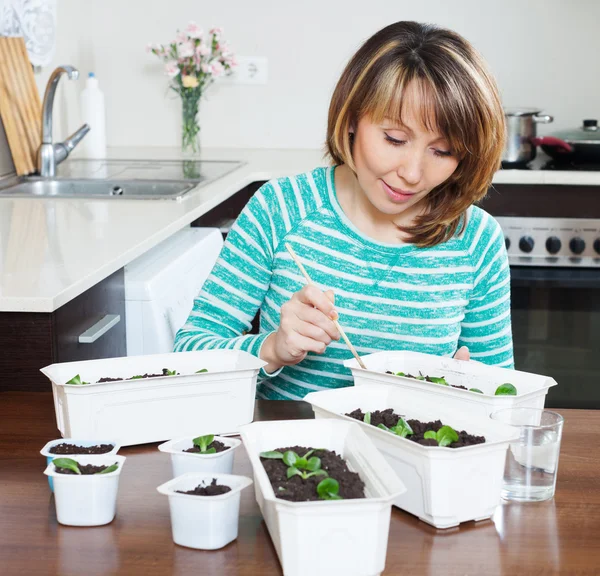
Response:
[570, 237, 586, 255]
[594, 238, 600, 255]
[545, 236, 562, 255]
[519, 236, 535, 253]
[505, 237, 511, 250]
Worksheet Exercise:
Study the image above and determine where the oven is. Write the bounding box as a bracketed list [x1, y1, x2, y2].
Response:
[480, 183, 600, 409]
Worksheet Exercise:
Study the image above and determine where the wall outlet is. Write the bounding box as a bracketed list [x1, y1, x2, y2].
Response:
[222, 56, 268, 85]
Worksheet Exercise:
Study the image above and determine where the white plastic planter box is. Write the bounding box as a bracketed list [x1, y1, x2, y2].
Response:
[157, 472, 253, 550]
[158, 435, 241, 476]
[345, 350, 557, 419]
[40, 438, 120, 492]
[239, 419, 406, 576]
[305, 384, 519, 529]
[40, 350, 266, 446]
[44, 454, 126, 526]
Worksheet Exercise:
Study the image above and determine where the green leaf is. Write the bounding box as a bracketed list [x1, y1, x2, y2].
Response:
[495, 383, 517, 396]
[163, 368, 177, 376]
[306, 469, 328, 479]
[469, 388, 484, 394]
[428, 376, 448, 385]
[423, 430, 438, 441]
[286, 466, 302, 479]
[283, 451, 298, 467]
[195, 368, 208, 373]
[302, 450, 314, 460]
[96, 463, 119, 475]
[193, 434, 214, 452]
[295, 457, 308, 469]
[377, 423, 390, 431]
[130, 375, 144, 379]
[394, 371, 406, 377]
[317, 477, 342, 500]
[260, 450, 284, 459]
[436, 425, 459, 447]
[204, 447, 216, 454]
[305, 457, 321, 472]
[52, 457, 81, 474]
[363, 412, 371, 425]
[66, 374, 88, 385]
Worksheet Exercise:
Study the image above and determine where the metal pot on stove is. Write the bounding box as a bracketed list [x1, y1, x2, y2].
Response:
[503, 107, 554, 165]
[532, 119, 600, 164]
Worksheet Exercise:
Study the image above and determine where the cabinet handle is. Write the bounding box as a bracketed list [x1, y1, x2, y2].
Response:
[78, 314, 120, 344]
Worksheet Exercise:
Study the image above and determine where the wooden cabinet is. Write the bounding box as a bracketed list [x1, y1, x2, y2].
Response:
[0, 268, 126, 392]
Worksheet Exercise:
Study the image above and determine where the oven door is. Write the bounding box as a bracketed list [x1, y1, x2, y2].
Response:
[511, 266, 600, 409]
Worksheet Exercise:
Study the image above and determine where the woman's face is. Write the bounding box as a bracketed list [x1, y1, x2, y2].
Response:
[351, 84, 460, 219]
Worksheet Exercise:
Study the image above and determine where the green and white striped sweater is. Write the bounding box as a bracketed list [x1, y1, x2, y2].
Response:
[174, 165, 513, 400]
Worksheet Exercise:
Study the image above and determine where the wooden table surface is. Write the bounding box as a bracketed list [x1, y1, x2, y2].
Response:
[1, 392, 599, 576]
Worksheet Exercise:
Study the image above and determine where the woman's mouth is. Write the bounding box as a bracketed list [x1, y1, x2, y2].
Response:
[380, 179, 416, 203]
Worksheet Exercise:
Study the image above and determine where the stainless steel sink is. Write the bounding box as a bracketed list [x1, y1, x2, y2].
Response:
[0, 159, 245, 200]
[0, 178, 197, 199]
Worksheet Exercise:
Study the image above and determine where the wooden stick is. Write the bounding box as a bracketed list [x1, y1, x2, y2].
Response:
[284, 242, 367, 370]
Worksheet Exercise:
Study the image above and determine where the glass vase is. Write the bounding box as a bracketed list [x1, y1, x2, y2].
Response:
[181, 90, 201, 157]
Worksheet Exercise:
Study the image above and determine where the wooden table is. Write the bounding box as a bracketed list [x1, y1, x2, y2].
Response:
[1, 393, 599, 575]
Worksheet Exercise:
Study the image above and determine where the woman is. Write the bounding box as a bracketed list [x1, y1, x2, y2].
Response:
[174, 21, 512, 400]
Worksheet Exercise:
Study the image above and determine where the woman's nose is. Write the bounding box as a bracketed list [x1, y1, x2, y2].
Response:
[397, 149, 423, 185]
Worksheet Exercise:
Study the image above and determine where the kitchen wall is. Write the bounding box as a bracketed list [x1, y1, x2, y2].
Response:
[37, 0, 600, 151]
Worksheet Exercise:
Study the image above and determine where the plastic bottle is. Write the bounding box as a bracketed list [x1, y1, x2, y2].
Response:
[80, 72, 106, 158]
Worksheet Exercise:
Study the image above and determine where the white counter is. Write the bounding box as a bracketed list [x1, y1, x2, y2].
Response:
[1, 147, 598, 313]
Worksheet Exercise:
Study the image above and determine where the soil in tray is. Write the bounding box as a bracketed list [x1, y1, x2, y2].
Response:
[385, 370, 468, 390]
[56, 462, 117, 475]
[346, 408, 486, 448]
[176, 478, 231, 496]
[261, 445, 365, 502]
[49, 443, 115, 455]
[183, 439, 229, 454]
[97, 368, 180, 383]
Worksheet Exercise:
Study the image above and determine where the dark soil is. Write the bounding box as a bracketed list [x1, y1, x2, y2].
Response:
[176, 478, 231, 496]
[261, 445, 365, 502]
[56, 462, 117, 475]
[385, 370, 468, 391]
[49, 443, 115, 455]
[97, 368, 180, 383]
[346, 408, 486, 448]
[183, 439, 229, 454]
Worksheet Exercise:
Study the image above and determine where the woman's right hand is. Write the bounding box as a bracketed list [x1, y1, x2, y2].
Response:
[261, 285, 341, 373]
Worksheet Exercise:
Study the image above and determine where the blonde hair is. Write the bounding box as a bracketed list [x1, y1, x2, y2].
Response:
[326, 21, 505, 247]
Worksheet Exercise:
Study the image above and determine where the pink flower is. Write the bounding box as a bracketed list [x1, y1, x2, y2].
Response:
[209, 27, 224, 36]
[165, 61, 180, 77]
[209, 61, 224, 77]
[201, 63, 210, 74]
[145, 42, 154, 54]
[177, 41, 194, 59]
[185, 21, 203, 39]
[196, 43, 210, 57]
[175, 31, 187, 43]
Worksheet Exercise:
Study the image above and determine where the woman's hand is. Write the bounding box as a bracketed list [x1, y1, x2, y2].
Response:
[453, 346, 470, 361]
[261, 285, 341, 373]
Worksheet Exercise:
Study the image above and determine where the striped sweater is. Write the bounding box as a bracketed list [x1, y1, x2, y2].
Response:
[174, 166, 513, 400]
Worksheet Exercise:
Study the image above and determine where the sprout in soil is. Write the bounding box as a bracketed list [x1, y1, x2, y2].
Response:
[317, 477, 342, 500]
[195, 368, 208, 373]
[495, 383, 517, 396]
[363, 412, 371, 425]
[423, 425, 459, 447]
[193, 434, 217, 454]
[470, 388, 484, 394]
[52, 457, 118, 474]
[66, 374, 89, 386]
[260, 449, 329, 481]
[428, 376, 448, 385]
[377, 416, 413, 438]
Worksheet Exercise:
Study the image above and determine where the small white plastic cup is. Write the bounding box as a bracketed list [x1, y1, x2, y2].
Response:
[157, 435, 240, 476]
[490, 408, 564, 502]
[44, 454, 126, 526]
[40, 438, 120, 492]
[157, 472, 253, 550]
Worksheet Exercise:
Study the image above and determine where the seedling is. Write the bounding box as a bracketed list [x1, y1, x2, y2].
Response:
[260, 449, 329, 481]
[428, 376, 448, 385]
[495, 383, 517, 396]
[377, 416, 413, 438]
[423, 425, 459, 447]
[192, 434, 217, 454]
[195, 368, 208, 373]
[470, 388, 483, 394]
[363, 412, 371, 425]
[317, 477, 342, 500]
[66, 374, 89, 386]
[52, 457, 118, 474]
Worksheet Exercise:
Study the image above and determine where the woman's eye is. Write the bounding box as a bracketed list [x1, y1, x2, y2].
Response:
[384, 133, 405, 146]
[433, 148, 453, 157]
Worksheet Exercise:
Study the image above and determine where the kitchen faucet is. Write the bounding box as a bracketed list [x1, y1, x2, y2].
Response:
[37, 65, 90, 177]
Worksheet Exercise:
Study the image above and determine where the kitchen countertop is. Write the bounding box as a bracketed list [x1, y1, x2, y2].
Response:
[1, 393, 599, 576]
[1, 146, 599, 313]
